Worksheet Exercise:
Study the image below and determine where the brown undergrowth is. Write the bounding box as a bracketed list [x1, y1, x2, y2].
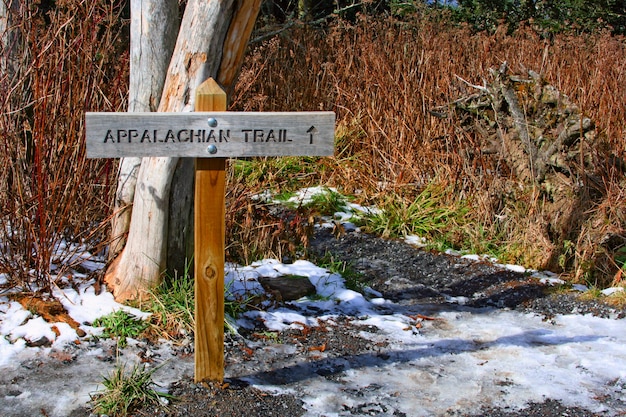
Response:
[232, 14, 626, 286]
[0, 1, 128, 292]
[1, 8, 625, 293]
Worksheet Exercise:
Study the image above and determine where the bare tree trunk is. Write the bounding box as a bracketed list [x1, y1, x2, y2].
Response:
[1, 0, 22, 93]
[1, 1, 9, 67]
[105, 0, 261, 301]
[109, 0, 179, 259]
[166, 157, 195, 278]
[1, 1, 12, 67]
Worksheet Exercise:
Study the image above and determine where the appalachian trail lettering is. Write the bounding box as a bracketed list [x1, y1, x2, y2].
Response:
[85, 111, 334, 158]
[103, 129, 231, 144]
[103, 128, 292, 144]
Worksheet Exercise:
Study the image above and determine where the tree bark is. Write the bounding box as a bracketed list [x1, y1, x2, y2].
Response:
[1, 1, 9, 68]
[167, 0, 262, 277]
[1, 0, 23, 99]
[109, 0, 179, 260]
[1, 0, 13, 74]
[106, 0, 261, 301]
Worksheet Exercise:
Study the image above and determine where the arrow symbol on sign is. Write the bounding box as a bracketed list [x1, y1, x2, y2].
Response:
[307, 126, 318, 144]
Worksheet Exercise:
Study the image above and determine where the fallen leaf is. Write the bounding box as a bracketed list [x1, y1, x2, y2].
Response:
[410, 314, 444, 321]
[308, 343, 326, 352]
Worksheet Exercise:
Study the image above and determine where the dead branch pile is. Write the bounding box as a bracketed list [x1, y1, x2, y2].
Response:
[452, 62, 596, 185]
[442, 63, 625, 278]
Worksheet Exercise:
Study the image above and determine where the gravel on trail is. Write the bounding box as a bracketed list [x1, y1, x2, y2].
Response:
[18, 227, 625, 417]
[128, 227, 626, 417]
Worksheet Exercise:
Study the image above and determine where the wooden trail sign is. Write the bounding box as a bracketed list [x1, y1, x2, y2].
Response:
[85, 112, 335, 158]
[85, 78, 335, 382]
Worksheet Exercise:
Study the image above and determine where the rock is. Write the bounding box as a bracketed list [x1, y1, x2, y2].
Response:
[258, 275, 316, 301]
[26, 335, 51, 347]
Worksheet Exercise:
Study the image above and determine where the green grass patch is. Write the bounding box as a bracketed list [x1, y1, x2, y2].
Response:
[90, 362, 173, 416]
[309, 188, 350, 215]
[144, 266, 195, 341]
[580, 285, 604, 300]
[93, 310, 149, 348]
[451, 221, 509, 261]
[363, 183, 468, 241]
[231, 156, 321, 191]
[607, 288, 626, 307]
[315, 252, 367, 294]
[253, 330, 282, 343]
[272, 189, 297, 203]
[142, 259, 257, 338]
[274, 187, 350, 215]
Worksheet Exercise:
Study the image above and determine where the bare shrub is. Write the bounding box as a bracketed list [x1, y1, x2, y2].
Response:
[0, 0, 128, 292]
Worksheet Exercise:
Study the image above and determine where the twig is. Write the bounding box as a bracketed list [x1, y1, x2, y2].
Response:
[500, 80, 537, 179]
[250, 21, 297, 44]
[250, 2, 369, 45]
[454, 74, 488, 92]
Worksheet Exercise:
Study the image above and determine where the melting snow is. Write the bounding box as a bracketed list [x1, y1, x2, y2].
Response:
[1, 254, 626, 416]
[1, 187, 625, 416]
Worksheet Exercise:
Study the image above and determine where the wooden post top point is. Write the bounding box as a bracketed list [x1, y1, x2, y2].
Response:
[196, 78, 227, 112]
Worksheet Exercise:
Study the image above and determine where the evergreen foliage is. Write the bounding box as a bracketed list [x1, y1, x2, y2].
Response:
[260, 0, 625, 34]
[453, 0, 625, 34]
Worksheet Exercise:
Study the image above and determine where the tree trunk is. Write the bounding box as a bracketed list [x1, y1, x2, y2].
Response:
[1, 0, 23, 95]
[105, 0, 261, 301]
[1, 0, 13, 72]
[109, 0, 179, 260]
[168, 0, 263, 277]
[166, 157, 195, 278]
[1, 1, 8, 68]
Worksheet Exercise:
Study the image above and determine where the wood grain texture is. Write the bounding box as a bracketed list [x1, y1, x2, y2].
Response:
[85, 111, 335, 158]
[218, 0, 262, 93]
[194, 78, 226, 382]
[103, 0, 237, 302]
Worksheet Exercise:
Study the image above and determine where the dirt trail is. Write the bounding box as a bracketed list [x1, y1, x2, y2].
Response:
[1, 228, 625, 417]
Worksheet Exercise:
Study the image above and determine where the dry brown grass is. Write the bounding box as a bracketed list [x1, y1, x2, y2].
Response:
[233, 14, 626, 285]
[1, 7, 624, 291]
[235, 18, 626, 183]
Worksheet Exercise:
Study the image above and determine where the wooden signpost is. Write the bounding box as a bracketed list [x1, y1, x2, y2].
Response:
[86, 78, 335, 382]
